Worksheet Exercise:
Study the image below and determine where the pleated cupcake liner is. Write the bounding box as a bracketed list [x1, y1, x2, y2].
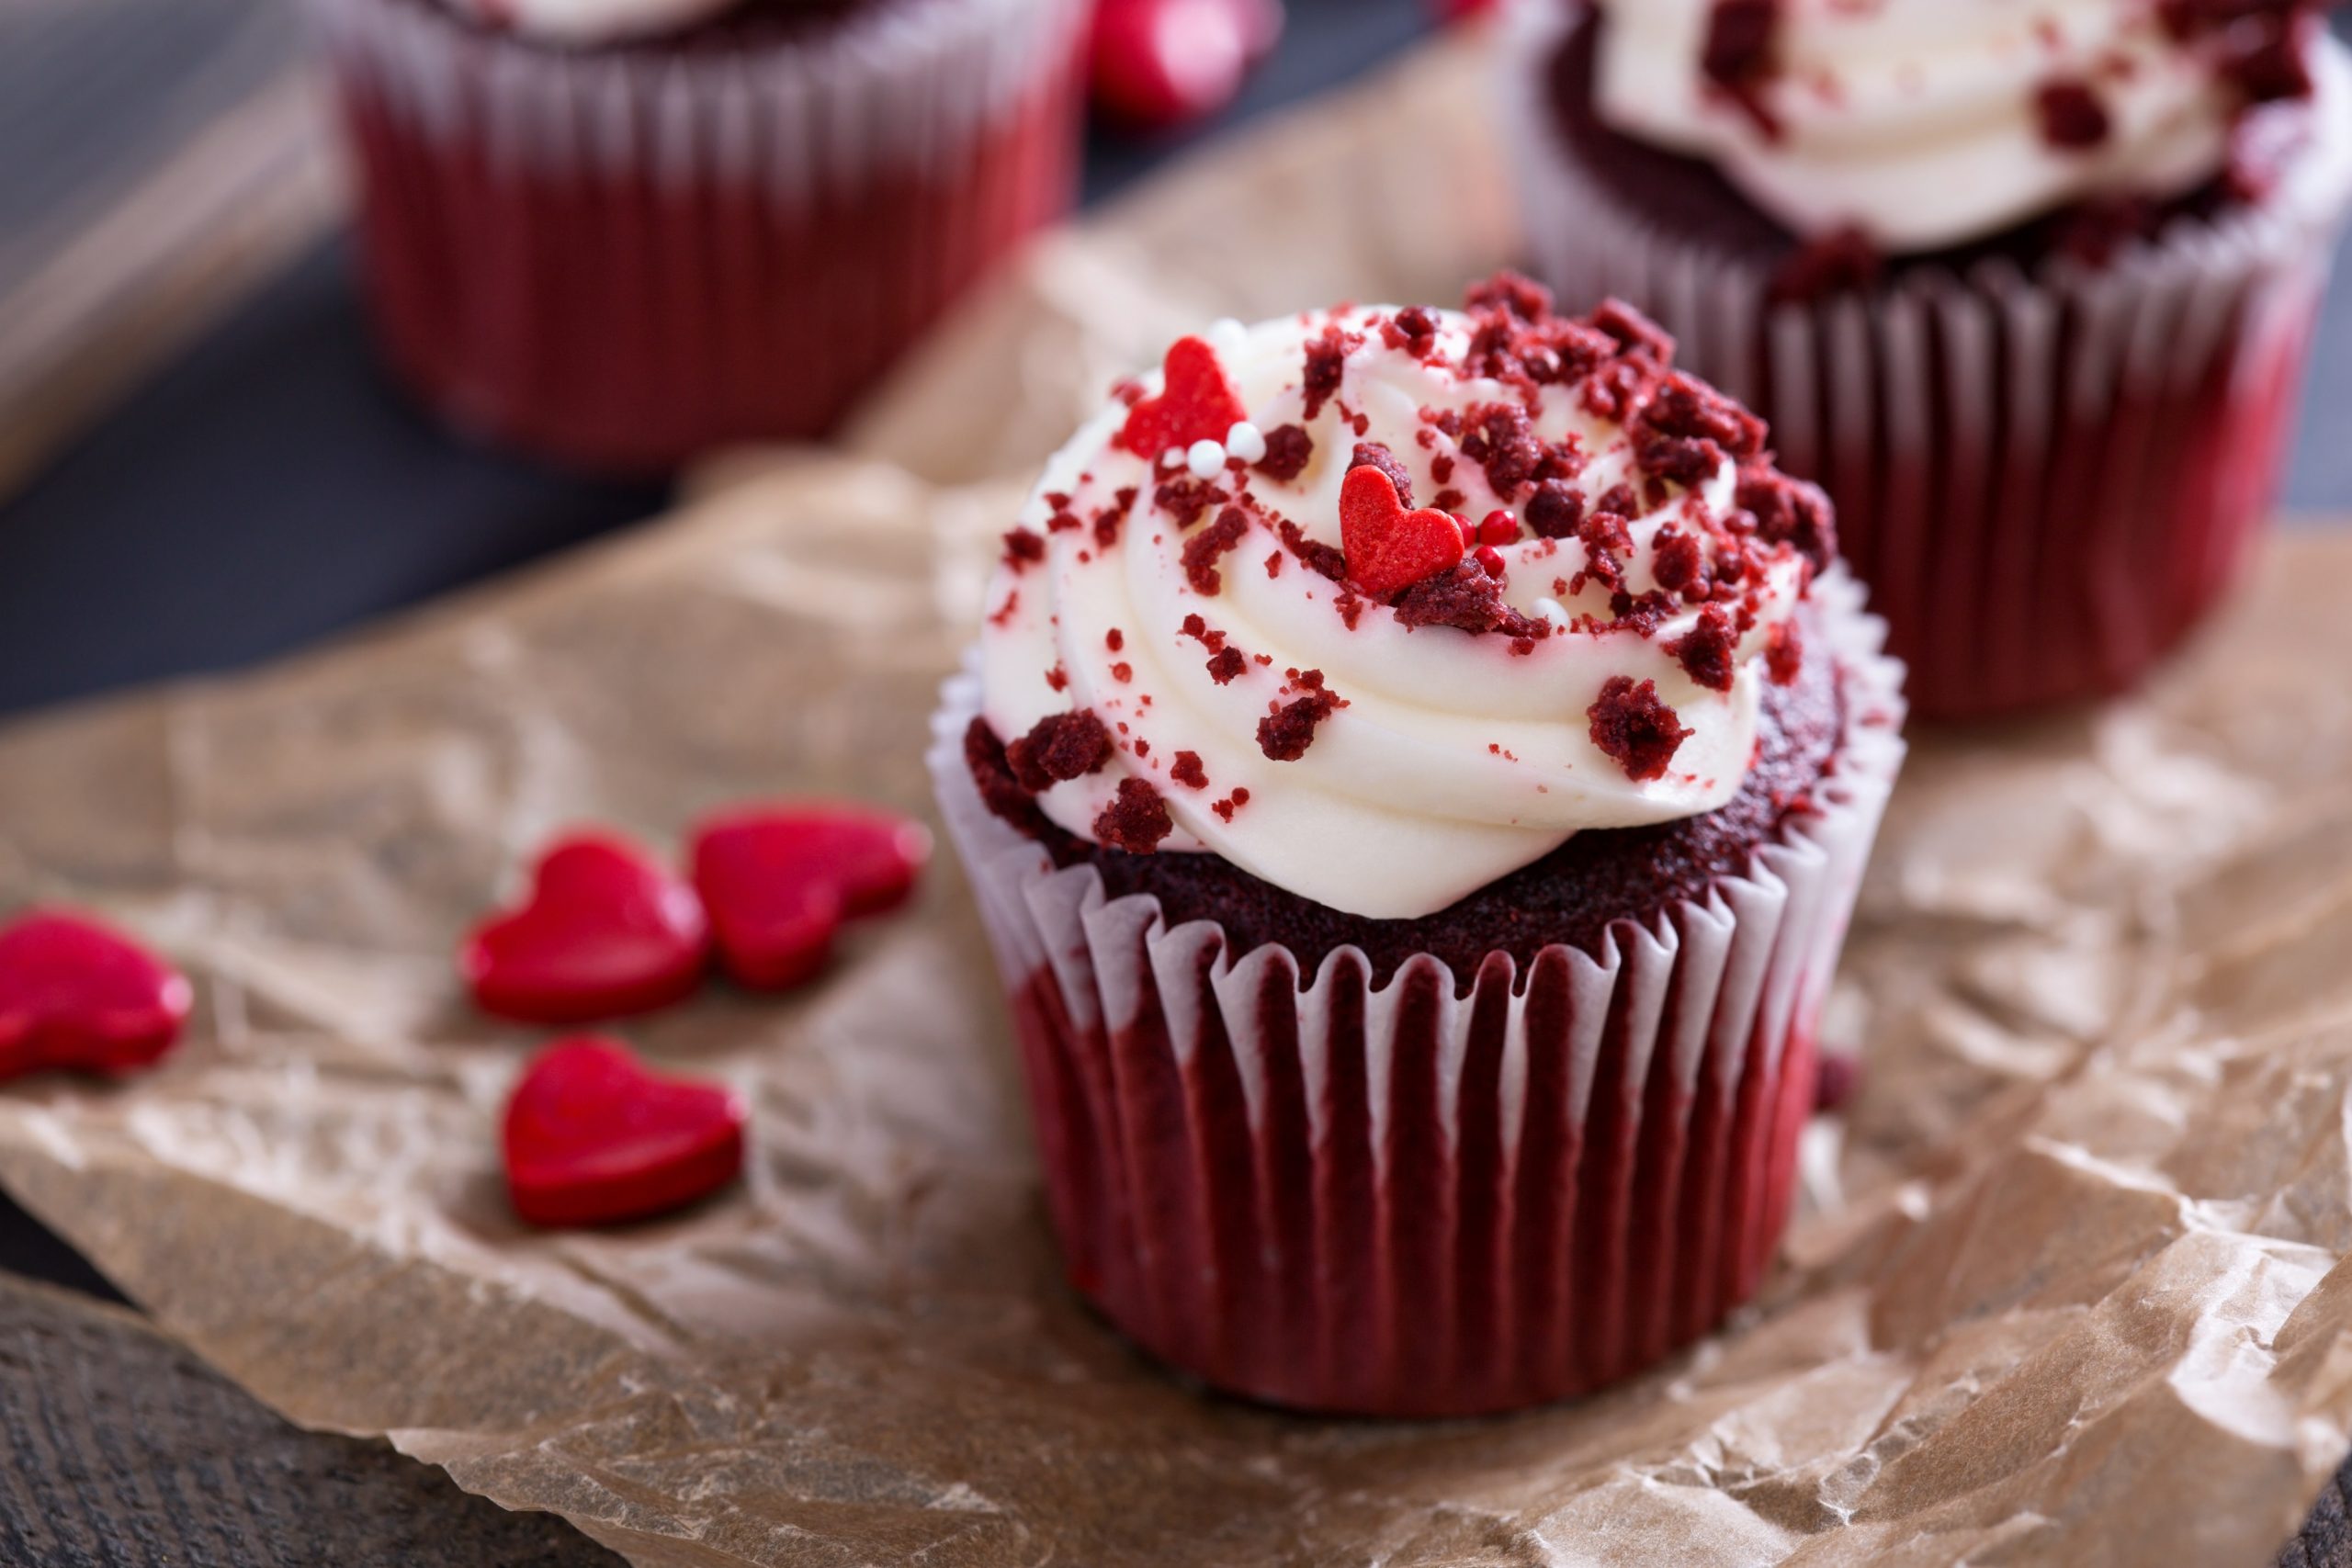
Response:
[307, 0, 1091, 468]
[930, 572, 1907, 1418]
[1500, 3, 2352, 720]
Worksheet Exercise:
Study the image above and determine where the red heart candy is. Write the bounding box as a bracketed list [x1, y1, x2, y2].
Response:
[1339, 464, 1464, 597]
[502, 1037, 746, 1227]
[690, 806, 933, 991]
[1115, 333, 1250, 458]
[0, 911, 193, 1078]
[1091, 0, 1256, 136]
[461, 835, 710, 1024]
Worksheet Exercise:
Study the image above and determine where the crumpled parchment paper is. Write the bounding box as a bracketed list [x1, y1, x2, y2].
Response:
[3, 27, 2352, 1568]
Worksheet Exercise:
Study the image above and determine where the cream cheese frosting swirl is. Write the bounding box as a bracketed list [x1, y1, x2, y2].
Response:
[447, 0, 749, 45]
[1592, 0, 2318, 253]
[975, 278, 1830, 920]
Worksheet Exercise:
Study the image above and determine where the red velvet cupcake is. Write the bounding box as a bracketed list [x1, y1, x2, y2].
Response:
[1504, 1, 2352, 718]
[929, 278, 1907, 1416]
[308, 0, 1089, 469]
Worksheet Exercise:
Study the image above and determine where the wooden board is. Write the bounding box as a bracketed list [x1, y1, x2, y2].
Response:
[0, 1269, 620, 1567]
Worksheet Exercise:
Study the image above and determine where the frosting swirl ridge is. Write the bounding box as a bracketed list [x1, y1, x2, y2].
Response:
[976, 278, 1829, 920]
[1592, 0, 2328, 253]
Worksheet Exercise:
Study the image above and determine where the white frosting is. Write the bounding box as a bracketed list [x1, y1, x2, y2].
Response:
[1593, 0, 2253, 252]
[447, 0, 747, 45]
[976, 303, 1816, 920]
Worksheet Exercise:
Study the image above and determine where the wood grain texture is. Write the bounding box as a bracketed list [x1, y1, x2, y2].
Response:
[0, 1270, 620, 1568]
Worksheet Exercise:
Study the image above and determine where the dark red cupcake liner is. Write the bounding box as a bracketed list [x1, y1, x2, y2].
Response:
[308, 0, 1090, 469]
[1503, 4, 2352, 720]
[932, 574, 1907, 1418]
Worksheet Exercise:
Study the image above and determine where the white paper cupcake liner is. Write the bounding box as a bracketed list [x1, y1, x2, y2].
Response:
[929, 571, 1907, 1416]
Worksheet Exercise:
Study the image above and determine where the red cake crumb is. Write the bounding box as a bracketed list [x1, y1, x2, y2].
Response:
[1093, 778, 1173, 854]
[1111, 662, 1133, 682]
[1351, 441, 1418, 506]
[988, 589, 1020, 626]
[1255, 423, 1314, 482]
[1265, 550, 1283, 579]
[1277, 515, 1350, 581]
[1457, 402, 1546, 497]
[1155, 476, 1229, 525]
[1702, 0, 1778, 88]
[1394, 559, 1513, 633]
[1001, 527, 1046, 570]
[1464, 270, 1554, 321]
[1182, 505, 1252, 594]
[1668, 604, 1739, 692]
[1105, 628, 1124, 651]
[1180, 613, 1226, 650]
[1206, 647, 1249, 684]
[1211, 787, 1251, 823]
[1005, 710, 1113, 792]
[1046, 662, 1069, 691]
[1302, 325, 1362, 421]
[1651, 525, 1706, 592]
[1636, 372, 1767, 490]
[1170, 751, 1209, 789]
[1589, 676, 1693, 782]
[1257, 671, 1342, 761]
[1589, 300, 1677, 365]
[1525, 479, 1585, 539]
[1766, 619, 1804, 685]
[1736, 466, 1837, 570]
[966, 717, 1049, 834]
[1382, 305, 1441, 355]
[1094, 490, 1136, 550]
[2037, 78, 2112, 149]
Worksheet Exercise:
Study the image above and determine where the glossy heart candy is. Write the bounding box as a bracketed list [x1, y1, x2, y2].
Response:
[1340, 463, 1465, 597]
[461, 835, 710, 1024]
[0, 911, 193, 1079]
[502, 1037, 745, 1227]
[1116, 333, 1250, 458]
[690, 806, 933, 990]
[1091, 0, 1261, 136]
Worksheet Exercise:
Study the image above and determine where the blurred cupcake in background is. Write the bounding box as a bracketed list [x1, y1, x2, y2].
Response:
[1505, 0, 2352, 718]
[309, 0, 1091, 469]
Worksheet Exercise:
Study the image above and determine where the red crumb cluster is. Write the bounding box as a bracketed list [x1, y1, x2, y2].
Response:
[1170, 751, 1209, 789]
[1257, 670, 1344, 761]
[1255, 423, 1314, 481]
[2159, 0, 2322, 105]
[1005, 710, 1112, 792]
[1588, 676, 1695, 782]
[1092, 778, 1173, 852]
[1182, 505, 1253, 594]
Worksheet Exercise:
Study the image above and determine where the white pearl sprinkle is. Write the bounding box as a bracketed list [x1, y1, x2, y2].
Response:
[1160, 447, 1186, 470]
[1206, 318, 1248, 355]
[1185, 439, 1228, 480]
[1224, 421, 1267, 465]
[1533, 597, 1570, 627]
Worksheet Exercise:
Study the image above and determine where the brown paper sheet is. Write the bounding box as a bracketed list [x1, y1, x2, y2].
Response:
[4, 28, 2352, 1566]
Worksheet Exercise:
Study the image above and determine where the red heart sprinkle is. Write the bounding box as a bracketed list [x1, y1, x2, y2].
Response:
[1091, 0, 1256, 136]
[1339, 464, 1465, 597]
[502, 1037, 746, 1227]
[690, 806, 933, 991]
[0, 911, 192, 1079]
[461, 835, 710, 1024]
[1115, 334, 1250, 458]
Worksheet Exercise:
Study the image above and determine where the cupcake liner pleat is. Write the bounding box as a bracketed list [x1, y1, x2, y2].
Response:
[1501, 3, 2352, 719]
[307, 0, 1091, 468]
[929, 573, 1906, 1418]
